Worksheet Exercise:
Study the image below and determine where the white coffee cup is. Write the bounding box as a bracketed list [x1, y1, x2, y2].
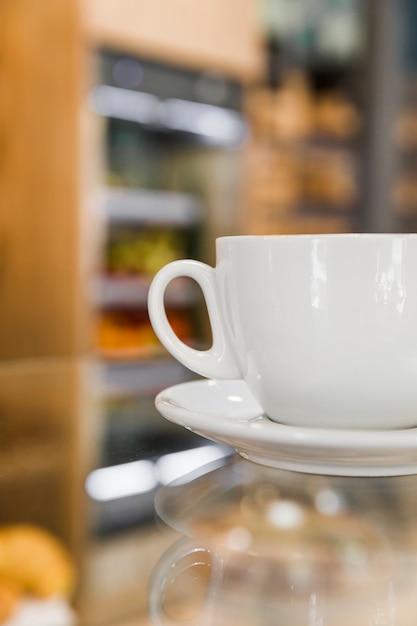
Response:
[148, 234, 417, 430]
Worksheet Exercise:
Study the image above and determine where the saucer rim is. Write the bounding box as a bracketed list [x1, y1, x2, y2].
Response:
[155, 379, 417, 476]
[155, 379, 417, 450]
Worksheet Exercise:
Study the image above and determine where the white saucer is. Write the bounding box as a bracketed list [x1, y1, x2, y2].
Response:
[155, 379, 417, 477]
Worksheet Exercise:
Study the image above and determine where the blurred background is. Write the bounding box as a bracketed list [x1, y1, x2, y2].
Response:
[0, 0, 417, 624]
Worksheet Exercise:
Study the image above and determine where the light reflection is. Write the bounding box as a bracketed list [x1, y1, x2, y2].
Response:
[343, 540, 369, 569]
[166, 98, 247, 145]
[85, 460, 157, 502]
[227, 395, 243, 402]
[85, 444, 230, 502]
[315, 488, 345, 516]
[225, 526, 252, 551]
[90, 85, 157, 125]
[89, 85, 247, 146]
[310, 240, 328, 310]
[156, 445, 228, 485]
[375, 238, 407, 312]
[267, 500, 305, 529]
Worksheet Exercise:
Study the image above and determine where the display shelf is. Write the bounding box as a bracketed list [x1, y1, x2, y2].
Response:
[96, 328, 205, 361]
[99, 358, 196, 397]
[242, 60, 365, 234]
[260, 132, 361, 152]
[95, 274, 200, 309]
[90, 83, 247, 147]
[98, 187, 202, 226]
[97, 345, 166, 363]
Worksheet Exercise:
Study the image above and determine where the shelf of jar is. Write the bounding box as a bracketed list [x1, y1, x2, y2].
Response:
[95, 187, 202, 227]
[98, 357, 196, 398]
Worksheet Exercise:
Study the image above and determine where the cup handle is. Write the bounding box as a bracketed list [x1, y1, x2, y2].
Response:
[148, 538, 219, 626]
[148, 260, 240, 379]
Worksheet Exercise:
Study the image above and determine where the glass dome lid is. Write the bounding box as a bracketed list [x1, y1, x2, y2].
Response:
[151, 457, 417, 625]
[155, 455, 417, 561]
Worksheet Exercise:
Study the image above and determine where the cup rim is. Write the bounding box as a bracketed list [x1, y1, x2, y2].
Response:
[217, 233, 417, 243]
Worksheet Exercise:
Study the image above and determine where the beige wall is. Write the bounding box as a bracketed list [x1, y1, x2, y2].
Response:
[83, 0, 263, 80]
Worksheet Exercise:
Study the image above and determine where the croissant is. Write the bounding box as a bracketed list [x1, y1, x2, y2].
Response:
[0, 524, 75, 599]
[0, 582, 19, 623]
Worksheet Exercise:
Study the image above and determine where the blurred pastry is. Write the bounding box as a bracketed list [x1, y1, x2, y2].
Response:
[393, 175, 417, 216]
[0, 583, 19, 623]
[395, 111, 417, 151]
[315, 92, 362, 139]
[0, 525, 75, 599]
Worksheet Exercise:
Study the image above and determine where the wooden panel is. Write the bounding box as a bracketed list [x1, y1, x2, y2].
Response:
[0, 0, 92, 359]
[83, 0, 263, 81]
[0, 357, 99, 566]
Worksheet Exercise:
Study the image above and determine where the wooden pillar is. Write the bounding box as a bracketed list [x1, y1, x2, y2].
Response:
[0, 0, 97, 582]
[0, 0, 90, 359]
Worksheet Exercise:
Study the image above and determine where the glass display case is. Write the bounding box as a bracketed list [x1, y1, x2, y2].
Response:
[86, 50, 246, 536]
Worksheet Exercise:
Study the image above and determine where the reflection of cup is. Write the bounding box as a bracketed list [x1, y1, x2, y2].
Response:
[150, 458, 417, 626]
[148, 234, 417, 430]
[149, 533, 411, 626]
